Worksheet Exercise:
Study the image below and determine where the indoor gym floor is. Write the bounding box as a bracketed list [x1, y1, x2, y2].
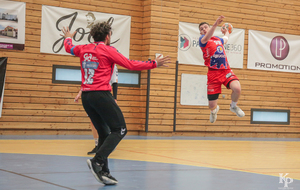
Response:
[0, 135, 299, 190]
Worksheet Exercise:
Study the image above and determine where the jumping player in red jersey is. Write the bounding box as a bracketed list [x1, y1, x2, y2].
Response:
[61, 22, 170, 185]
[199, 15, 245, 123]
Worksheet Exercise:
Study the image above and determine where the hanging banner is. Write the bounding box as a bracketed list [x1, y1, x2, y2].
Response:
[0, 57, 8, 118]
[40, 5, 131, 57]
[178, 21, 245, 68]
[0, 1, 26, 50]
[247, 30, 300, 73]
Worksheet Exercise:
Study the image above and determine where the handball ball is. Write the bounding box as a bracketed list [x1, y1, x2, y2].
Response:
[222, 23, 233, 34]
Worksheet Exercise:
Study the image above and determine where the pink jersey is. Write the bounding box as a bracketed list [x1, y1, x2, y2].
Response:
[64, 38, 157, 91]
[199, 35, 230, 70]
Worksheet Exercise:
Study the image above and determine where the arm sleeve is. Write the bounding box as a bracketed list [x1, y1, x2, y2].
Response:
[112, 82, 118, 99]
[64, 38, 81, 56]
[216, 36, 224, 45]
[199, 35, 207, 47]
[107, 47, 157, 71]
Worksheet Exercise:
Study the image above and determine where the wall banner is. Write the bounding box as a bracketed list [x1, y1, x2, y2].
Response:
[180, 73, 208, 106]
[40, 5, 131, 57]
[178, 21, 245, 68]
[247, 30, 300, 73]
[0, 1, 26, 50]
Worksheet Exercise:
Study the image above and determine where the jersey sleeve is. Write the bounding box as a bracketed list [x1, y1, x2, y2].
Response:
[107, 47, 157, 71]
[216, 36, 224, 45]
[199, 35, 207, 47]
[64, 37, 81, 56]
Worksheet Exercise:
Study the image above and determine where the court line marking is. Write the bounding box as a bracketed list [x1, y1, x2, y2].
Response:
[115, 148, 300, 180]
[0, 168, 76, 190]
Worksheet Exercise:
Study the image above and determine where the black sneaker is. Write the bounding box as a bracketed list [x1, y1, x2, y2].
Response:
[101, 172, 118, 185]
[86, 159, 118, 185]
[87, 146, 98, 155]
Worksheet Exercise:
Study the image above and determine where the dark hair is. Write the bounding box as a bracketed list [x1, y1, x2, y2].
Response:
[90, 21, 111, 42]
[199, 22, 210, 29]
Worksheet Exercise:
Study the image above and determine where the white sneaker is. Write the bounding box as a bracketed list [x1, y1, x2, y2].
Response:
[210, 105, 219, 123]
[230, 106, 245, 117]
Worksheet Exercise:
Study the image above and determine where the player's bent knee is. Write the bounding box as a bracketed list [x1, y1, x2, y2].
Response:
[111, 127, 127, 139]
[232, 86, 241, 94]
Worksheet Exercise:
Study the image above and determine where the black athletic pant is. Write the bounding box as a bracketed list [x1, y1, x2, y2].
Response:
[82, 91, 127, 171]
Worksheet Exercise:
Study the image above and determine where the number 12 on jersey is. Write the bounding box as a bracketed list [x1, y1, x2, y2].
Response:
[83, 68, 94, 84]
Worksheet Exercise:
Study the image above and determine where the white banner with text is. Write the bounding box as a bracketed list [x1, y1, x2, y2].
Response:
[40, 5, 131, 57]
[248, 30, 300, 73]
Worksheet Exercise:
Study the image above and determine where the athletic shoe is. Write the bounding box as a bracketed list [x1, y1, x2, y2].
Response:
[87, 159, 118, 185]
[230, 106, 245, 117]
[101, 172, 118, 185]
[210, 105, 219, 123]
[87, 146, 98, 155]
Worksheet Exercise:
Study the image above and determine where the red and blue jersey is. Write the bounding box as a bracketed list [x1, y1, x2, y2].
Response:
[199, 35, 230, 70]
[64, 37, 157, 91]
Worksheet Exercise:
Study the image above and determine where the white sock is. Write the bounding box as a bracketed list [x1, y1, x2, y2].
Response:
[231, 101, 237, 108]
[211, 106, 218, 113]
[95, 138, 98, 146]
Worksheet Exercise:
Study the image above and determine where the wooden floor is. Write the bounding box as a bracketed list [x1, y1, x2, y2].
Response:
[0, 135, 299, 190]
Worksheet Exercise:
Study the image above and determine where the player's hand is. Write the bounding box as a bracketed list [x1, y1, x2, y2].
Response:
[61, 26, 77, 38]
[214, 15, 225, 26]
[221, 27, 228, 35]
[74, 90, 82, 103]
[74, 95, 80, 103]
[155, 55, 170, 67]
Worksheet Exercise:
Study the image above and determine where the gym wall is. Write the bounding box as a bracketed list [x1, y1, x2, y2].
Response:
[0, 0, 299, 137]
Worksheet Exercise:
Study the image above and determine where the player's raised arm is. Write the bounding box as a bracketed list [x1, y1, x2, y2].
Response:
[61, 27, 82, 56]
[61, 27, 77, 39]
[221, 24, 230, 44]
[200, 15, 225, 44]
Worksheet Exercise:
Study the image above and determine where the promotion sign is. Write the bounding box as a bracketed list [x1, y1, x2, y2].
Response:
[247, 30, 300, 73]
[0, 1, 26, 50]
[40, 5, 131, 57]
[178, 21, 245, 68]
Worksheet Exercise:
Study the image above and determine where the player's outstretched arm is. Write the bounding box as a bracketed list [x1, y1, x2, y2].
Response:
[61, 26, 77, 39]
[214, 15, 225, 27]
[61, 27, 82, 56]
[201, 15, 225, 44]
[155, 55, 170, 67]
[108, 47, 170, 70]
